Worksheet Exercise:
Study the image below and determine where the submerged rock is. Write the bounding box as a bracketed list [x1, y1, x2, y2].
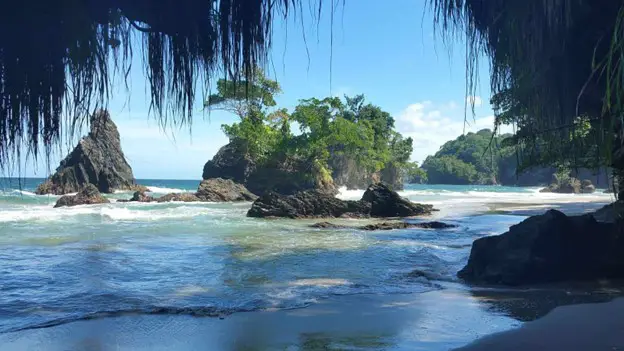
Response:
[247, 182, 434, 219]
[360, 221, 456, 231]
[309, 221, 457, 231]
[196, 178, 257, 202]
[36, 110, 144, 195]
[54, 184, 110, 208]
[458, 209, 624, 285]
[309, 222, 348, 229]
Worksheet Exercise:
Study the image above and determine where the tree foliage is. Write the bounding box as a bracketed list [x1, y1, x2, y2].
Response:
[210, 71, 413, 185]
[422, 129, 510, 185]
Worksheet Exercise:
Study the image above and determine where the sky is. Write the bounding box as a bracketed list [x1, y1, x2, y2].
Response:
[21, 0, 513, 180]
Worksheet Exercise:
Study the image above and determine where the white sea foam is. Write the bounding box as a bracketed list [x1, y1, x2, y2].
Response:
[0, 205, 100, 223]
[100, 206, 215, 221]
[146, 186, 192, 194]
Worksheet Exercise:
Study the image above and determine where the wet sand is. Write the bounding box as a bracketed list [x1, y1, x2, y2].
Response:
[458, 297, 624, 351]
[1, 283, 622, 351]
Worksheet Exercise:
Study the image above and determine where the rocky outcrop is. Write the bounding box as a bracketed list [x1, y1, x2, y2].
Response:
[202, 141, 256, 183]
[36, 110, 144, 195]
[458, 209, 624, 285]
[329, 153, 379, 190]
[246, 156, 336, 196]
[54, 184, 110, 208]
[310, 221, 457, 230]
[329, 153, 403, 190]
[540, 178, 597, 194]
[361, 183, 432, 217]
[247, 182, 433, 219]
[580, 179, 596, 193]
[247, 190, 371, 218]
[539, 177, 581, 193]
[379, 163, 404, 190]
[204, 142, 335, 195]
[196, 178, 257, 202]
[157, 193, 200, 203]
[121, 178, 257, 203]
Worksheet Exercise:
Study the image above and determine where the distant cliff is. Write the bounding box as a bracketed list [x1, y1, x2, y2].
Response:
[419, 129, 610, 187]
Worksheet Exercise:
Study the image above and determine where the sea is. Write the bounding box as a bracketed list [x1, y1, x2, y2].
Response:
[0, 178, 614, 336]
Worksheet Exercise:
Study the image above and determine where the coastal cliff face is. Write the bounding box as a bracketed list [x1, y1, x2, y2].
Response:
[203, 142, 336, 195]
[329, 153, 403, 190]
[36, 110, 143, 195]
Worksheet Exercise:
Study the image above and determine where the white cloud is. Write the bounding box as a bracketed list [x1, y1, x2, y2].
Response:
[466, 95, 483, 107]
[395, 101, 514, 164]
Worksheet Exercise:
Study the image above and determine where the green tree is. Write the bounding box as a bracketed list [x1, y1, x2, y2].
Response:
[205, 68, 281, 119]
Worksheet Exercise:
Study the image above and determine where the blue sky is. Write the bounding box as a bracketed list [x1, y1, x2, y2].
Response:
[22, 1, 511, 180]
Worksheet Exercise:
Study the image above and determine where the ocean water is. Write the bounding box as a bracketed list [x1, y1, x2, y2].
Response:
[0, 178, 613, 334]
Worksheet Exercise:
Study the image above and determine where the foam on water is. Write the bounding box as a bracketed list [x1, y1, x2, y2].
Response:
[146, 186, 191, 194]
[0, 179, 615, 333]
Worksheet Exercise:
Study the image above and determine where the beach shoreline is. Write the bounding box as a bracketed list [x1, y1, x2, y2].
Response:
[1, 282, 622, 351]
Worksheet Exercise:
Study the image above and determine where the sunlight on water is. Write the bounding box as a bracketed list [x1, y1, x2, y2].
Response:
[0, 179, 613, 333]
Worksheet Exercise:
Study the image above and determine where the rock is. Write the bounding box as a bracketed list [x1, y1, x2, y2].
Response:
[379, 163, 405, 190]
[329, 153, 382, 190]
[580, 179, 596, 193]
[156, 193, 200, 203]
[203, 143, 335, 195]
[309, 221, 457, 230]
[592, 201, 624, 223]
[539, 178, 581, 194]
[36, 110, 143, 195]
[458, 209, 624, 285]
[248, 182, 434, 219]
[361, 183, 433, 217]
[202, 141, 256, 183]
[196, 178, 257, 202]
[309, 222, 348, 229]
[129, 191, 155, 202]
[247, 190, 370, 219]
[54, 184, 110, 208]
[246, 156, 336, 196]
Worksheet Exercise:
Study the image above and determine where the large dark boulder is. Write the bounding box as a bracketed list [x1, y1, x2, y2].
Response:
[54, 184, 110, 208]
[196, 178, 257, 202]
[36, 110, 144, 195]
[458, 209, 624, 285]
[202, 141, 256, 183]
[247, 190, 370, 218]
[247, 182, 434, 219]
[361, 183, 433, 217]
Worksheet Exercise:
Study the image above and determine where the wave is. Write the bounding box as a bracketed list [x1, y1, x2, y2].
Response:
[0, 202, 236, 223]
[146, 186, 193, 194]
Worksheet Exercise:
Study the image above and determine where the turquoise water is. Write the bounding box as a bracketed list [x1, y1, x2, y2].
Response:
[0, 178, 612, 335]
